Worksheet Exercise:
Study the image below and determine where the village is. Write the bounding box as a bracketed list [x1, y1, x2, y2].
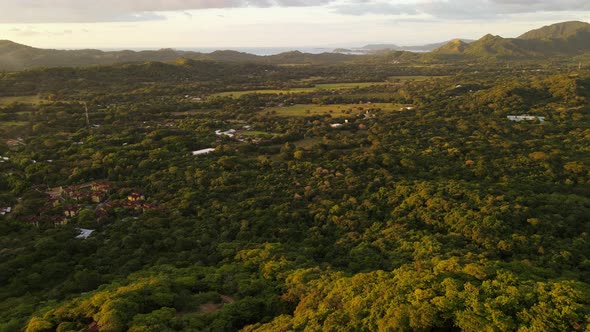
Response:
[0, 180, 157, 229]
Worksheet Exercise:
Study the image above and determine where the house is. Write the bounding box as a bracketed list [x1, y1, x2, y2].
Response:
[69, 191, 87, 202]
[63, 185, 81, 199]
[91, 192, 107, 203]
[128, 191, 145, 202]
[64, 205, 81, 217]
[192, 148, 216, 156]
[91, 181, 111, 192]
[90, 182, 110, 203]
[507, 115, 546, 123]
[0, 207, 11, 216]
[53, 216, 69, 226]
[49, 197, 63, 207]
[215, 129, 236, 138]
[76, 228, 95, 239]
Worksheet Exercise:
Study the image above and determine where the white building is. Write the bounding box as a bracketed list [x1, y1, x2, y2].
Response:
[0, 207, 11, 216]
[215, 129, 236, 137]
[192, 148, 216, 156]
[507, 115, 546, 123]
[76, 229, 95, 239]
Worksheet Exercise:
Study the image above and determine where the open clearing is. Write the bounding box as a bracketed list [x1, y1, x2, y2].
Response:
[210, 82, 389, 98]
[210, 77, 439, 98]
[0, 121, 28, 130]
[387, 75, 444, 82]
[261, 103, 406, 117]
[0, 95, 42, 105]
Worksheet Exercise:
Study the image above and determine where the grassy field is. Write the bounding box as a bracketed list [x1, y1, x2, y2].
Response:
[171, 109, 219, 117]
[210, 82, 391, 98]
[0, 95, 42, 105]
[261, 103, 405, 118]
[239, 131, 276, 139]
[388, 75, 444, 82]
[210, 77, 440, 99]
[0, 121, 28, 130]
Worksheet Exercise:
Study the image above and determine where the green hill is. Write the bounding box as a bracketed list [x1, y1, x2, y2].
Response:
[432, 39, 469, 54]
[432, 21, 590, 58]
[518, 21, 590, 40]
[0, 41, 357, 71]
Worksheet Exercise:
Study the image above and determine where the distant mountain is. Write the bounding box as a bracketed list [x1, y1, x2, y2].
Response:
[361, 44, 400, 50]
[433, 21, 590, 58]
[0, 41, 357, 71]
[2, 21, 590, 70]
[518, 21, 590, 40]
[432, 39, 469, 54]
[361, 39, 474, 52]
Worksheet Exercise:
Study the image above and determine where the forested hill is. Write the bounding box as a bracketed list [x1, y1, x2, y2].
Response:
[518, 21, 590, 40]
[1, 21, 590, 70]
[0, 40, 357, 71]
[433, 21, 590, 58]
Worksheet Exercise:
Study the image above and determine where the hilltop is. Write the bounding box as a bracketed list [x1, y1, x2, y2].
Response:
[431, 39, 469, 54]
[360, 39, 474, 52]
[518, 21, 590, 40]
[432, 21, 590, 58]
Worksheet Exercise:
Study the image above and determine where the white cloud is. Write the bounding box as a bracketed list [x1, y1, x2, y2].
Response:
[0, 0, 336, 23]
[0, 0, 589, 23]
[331, 0, 590, 19]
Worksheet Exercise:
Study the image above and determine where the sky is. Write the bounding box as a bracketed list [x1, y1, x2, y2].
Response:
[0, 0, 589, 49]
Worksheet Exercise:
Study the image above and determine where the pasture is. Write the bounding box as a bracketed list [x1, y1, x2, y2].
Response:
[0, 95, 42, 105]
[261, 103, 406, 118]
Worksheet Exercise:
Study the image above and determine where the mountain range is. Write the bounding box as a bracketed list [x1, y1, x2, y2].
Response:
[0, 42, 357, 71]
[433, 21, 590, 58]
[358, 40, 475, 52]
[0, 21, 589, 70]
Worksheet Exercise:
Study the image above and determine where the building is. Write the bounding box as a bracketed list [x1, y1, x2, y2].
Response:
[76, 229, 95, 239]
[128, 191, 145, 202]
[91, 192, 107, 203]
[192, 148, 216, 156]
[507, 115, 546, 123]
[64, 205, 81, 218]
[0, 207, 11, 216]
[91, 181, 111, 192]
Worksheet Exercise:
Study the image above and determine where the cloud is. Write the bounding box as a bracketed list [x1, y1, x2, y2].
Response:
[0, 0, 337, 23]
[332, 0, 590, 19]
[0, 0, 588, 23]
[6, 27, 42, 37]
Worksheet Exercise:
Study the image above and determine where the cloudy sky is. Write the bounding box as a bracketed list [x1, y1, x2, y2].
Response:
[0, 0, 589, 49]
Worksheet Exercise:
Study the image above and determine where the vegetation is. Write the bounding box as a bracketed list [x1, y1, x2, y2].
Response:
[0, 23, 589, 331]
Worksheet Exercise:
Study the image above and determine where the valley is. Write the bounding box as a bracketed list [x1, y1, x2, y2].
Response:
[0, 21, 589, 332]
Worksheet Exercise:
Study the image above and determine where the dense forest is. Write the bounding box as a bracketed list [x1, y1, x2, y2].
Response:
[0, 51, 589, 332]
